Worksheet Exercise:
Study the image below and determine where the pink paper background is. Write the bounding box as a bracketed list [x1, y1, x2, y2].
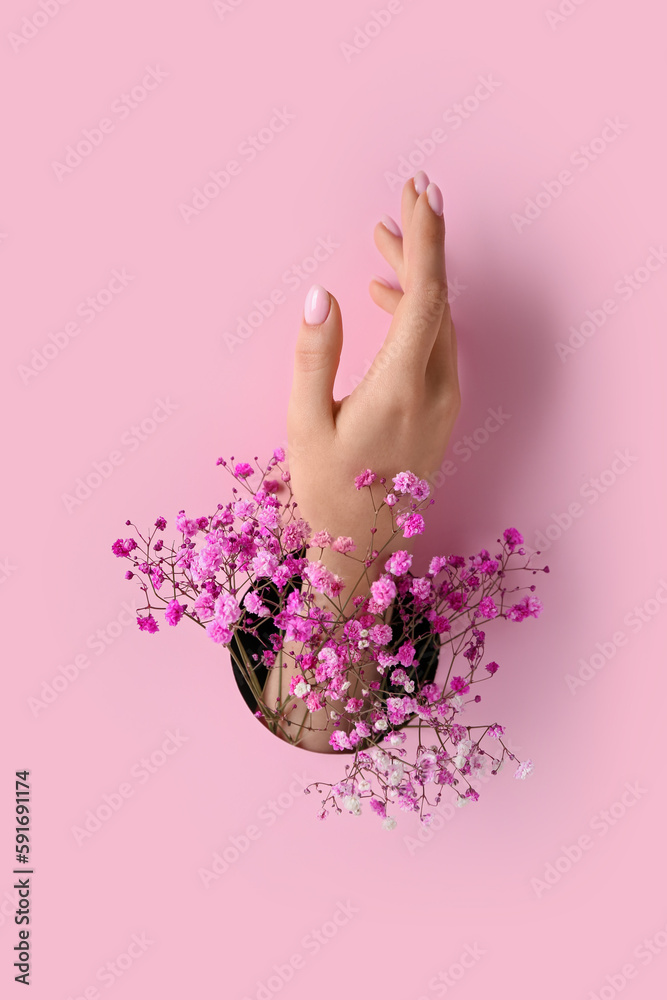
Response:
[1, 1, 666, 997]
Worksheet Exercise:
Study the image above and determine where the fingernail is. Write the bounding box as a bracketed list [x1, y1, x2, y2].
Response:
[372, 274, 393, 287]
[304, 284, 331, 326]
[380, 213, 402, 237]
[414, 170, 429, 195]
[426, 182, 444, 216]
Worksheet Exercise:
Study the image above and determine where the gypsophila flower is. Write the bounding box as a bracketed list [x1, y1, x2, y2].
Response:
[234, 462, 254, 478]
[331, 536, 356, 554]
[165, 599, 186, 627]
[399, 513, 425, 538]
[503, 527, 524, 553]
[114, 450, 548, 831]
[354, 469, 376, 489]
[137, 614, 159, 633]
[385, 550, 412, 576]
[370, 575, 397, 611]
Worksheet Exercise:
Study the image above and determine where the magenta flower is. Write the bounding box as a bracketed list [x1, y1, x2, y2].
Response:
[310, 530, 333, 548]
[331, 535, 356, 554]
[385, 550, 412, 576]
[392, 471, 418, 494]
[503, 527, 524, 553]
[234, 462, 254, 478]
[137, 614, 159, 633]
[112, 537, 137, 558]
[354, 469, 376, 490]
[479, 596, 499, 619]
[399, 513, 425, 538]
[205, 619, 232, 644]
[165, 599, 186, 627]
[450, 676, 470, 694]
[370, 574, 397, 611]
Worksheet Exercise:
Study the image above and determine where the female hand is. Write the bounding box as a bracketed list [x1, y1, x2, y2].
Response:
[262, 170, 461, 751]
[287, 170, 461, 589]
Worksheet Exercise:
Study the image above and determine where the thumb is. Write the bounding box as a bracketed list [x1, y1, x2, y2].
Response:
[289, 284, 343, 430]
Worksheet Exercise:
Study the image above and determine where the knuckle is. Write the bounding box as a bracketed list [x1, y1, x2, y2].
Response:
[293, 341, 328, 374]
[418, 277, 448, 311]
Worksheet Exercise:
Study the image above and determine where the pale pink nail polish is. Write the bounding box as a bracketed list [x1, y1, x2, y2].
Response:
[381, 213, 402, 237]
[304, 284, 331, 325]
[372, 274, 392, 287]
[426, 182, 444, 216]
[414, 170, 429, 195]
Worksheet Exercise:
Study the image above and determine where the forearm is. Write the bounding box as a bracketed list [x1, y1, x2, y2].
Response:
[261, 510, 416, 753]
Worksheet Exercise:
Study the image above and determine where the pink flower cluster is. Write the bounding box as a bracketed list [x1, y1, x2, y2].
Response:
[112, 451, 548, 829]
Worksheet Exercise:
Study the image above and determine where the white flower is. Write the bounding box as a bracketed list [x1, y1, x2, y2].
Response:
[388, 763, 404, 786]
[358, 639, 369, 649]
[514, 759, 534, 780]
[455, 795, 468, 808]
[382, 816, 397, 831]
[358, 779, 371, 792]
[342, 795, 362, 815]
[293, 680, 310, 698]
[453, 755, 466, 769]
[404, 680, 415, 693]
[374, 719, 388, 731]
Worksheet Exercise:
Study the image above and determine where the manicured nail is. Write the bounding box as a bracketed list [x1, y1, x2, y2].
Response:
[380, 213, 402, 237]
[304, 284, 331, 326]
[426, 182, 444, 216]
[372, 274, 393, 287]
[414, 170, 429, 195]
